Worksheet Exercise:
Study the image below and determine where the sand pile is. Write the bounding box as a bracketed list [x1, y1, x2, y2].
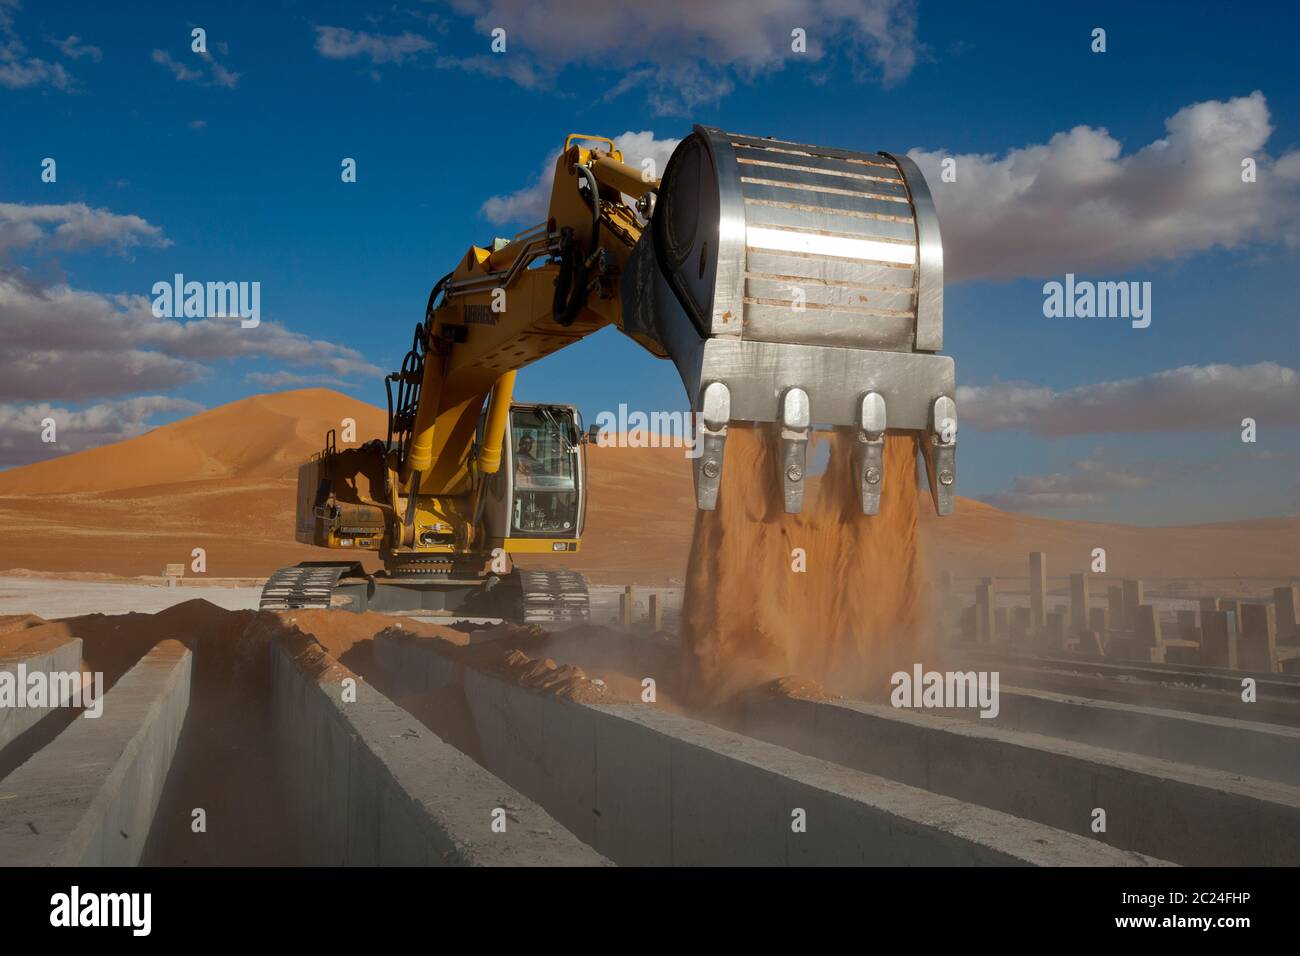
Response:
[0, 613, 48, 636]
[681, 427, 930, 702]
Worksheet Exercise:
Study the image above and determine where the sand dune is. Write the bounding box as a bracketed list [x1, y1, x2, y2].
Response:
[0, 388, 1295, 587]
[0, 389, 388, 495]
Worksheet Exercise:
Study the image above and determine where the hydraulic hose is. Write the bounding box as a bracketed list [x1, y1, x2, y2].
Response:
[554, 165, 601, 327]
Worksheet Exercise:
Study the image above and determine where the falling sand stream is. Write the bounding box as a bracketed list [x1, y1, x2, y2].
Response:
[681, 426, 930, 703]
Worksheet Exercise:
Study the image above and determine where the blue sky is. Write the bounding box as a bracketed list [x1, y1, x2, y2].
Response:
[2, 0, 1298, 524]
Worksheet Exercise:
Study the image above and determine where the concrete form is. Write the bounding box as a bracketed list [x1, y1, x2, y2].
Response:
[1088, 606, 1108, 636]
[374, 631, 1162, 866]
[956, 647, 1300, 699]
[269, 630, 603, 866]
[738, 692, 1300, 866]
[1275, 585, 1298, 643]
[1029, 552, 1047, 631]
[1107, 587, 1124, 634]
[953, 659, 1300, 728]
[0, 633, 83, 755]
[1122, 580, 1144, 631]
[1202, 610, 1238, 669]
[0, 640, 191, 866]
[1134, 605, 1163, 648]
[975, 583, 994, 645]
[1069, 573, 1089, 635]
[1239, 603, 1278, 672]
[944, 684, 1300, 787]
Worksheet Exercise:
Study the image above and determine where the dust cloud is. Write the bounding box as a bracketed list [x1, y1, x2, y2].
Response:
[681, 426, 930, 703]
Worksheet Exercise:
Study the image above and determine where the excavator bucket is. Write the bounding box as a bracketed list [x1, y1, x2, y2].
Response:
[622, 126, 956, 516]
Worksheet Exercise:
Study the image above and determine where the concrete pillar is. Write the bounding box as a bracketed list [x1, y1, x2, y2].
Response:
[1201, 610, 1238, 669]
[1010, 606, 1030, 645]
[1107, 587, 1124, 634]
[1088, 606, 1109, 635]
[1239, 603, 1277, 672]
[1029, 552, 1047, 632]
[1078, 632, 1104, 658]
[648, 593, 664, 633]
[1042, 609, 1067, 654]
[1121, 580, 1144, 631]
[936, 570, 955, 636]
[975, 583, 994, 644]
[1134, 605, 1163, 648]
[960, 605, 976, 642]
[1273, 584, 1298, 643]
[619, 586, 634, 630]
[1221, 600, 1242, 631]
[1069, 573, 1089, 636]
[994, 606, 1008, 640]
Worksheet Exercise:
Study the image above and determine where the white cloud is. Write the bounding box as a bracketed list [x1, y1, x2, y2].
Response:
[446, 0, 917, 108]
[313, 26, 432, 64]
[0, 396, 203, 467]
[909, 92, 1300, 281]
[0, 270, 382, 402]
[0, 202, 171, 255]
[0, 1, 73, 90]
[244, 371, 353, 389]
[958, 362, 1300, 435]
[50, 34, 101, 62]
[981, 450, 1157, 511]
[434, 53, 552, 88]
[152, 47, 239, 88]
[480, 130, 682, 226]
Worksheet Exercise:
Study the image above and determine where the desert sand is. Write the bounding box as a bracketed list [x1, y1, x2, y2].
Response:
[0, 388, 1296, 589]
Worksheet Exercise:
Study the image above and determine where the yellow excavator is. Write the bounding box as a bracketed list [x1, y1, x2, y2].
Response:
[260, 127, 957, 622]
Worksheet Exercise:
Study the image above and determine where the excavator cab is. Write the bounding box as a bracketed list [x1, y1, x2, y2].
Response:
[478, 403, 586, 552]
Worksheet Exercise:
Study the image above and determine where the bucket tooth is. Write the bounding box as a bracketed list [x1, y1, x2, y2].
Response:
[695, 381, 731, 510]
[922, 395, 957, 516]
[779, 387, 811, 514]
[853, 391, 887, 515]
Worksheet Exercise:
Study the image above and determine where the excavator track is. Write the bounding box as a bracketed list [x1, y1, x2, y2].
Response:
[259, 562, 363, 611]
[517, 569, 590, 625]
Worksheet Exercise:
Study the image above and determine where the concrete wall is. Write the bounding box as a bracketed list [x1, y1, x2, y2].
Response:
[0, 634, 83, 756]
[377, 632, 1165, 866]
[974, 661, 1300, 727]
[270, 631, 604, 866]
[0, 640, 192, 866]
[959, 685, 1300, 787]
[738, 693, 1300, 866]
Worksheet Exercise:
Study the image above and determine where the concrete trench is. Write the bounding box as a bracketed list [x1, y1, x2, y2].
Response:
[3, 610, 1298, 866]
[372, 630, 1168, 866]
[0, 640, 192, 866]
[0, 619, 603, 867]
[734, 692, 1300, 866]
